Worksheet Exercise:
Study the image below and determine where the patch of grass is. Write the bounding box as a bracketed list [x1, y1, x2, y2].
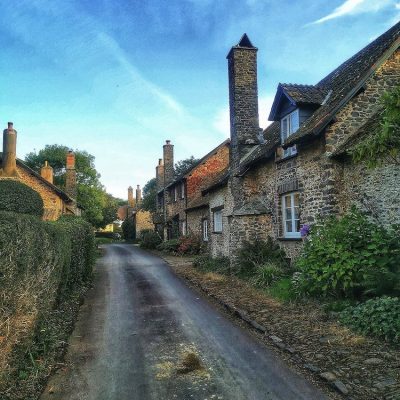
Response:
[176, 352, 202, 374]
[266, 277, 297, 302]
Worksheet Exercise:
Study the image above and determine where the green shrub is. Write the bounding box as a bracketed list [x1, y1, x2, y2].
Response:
[251, 262, 285, 287]
[121, 217, 136, 241]
[157, 239, 180, 253]
[177, 235, 202, 255]
[235, 237, 288, 278]
[139, 229, 162, 249]
[267, 277, 297, 302]
[296, 208, 400, 298]
[340, 297, 400, 343]
[0, 180, 44, 217]
[193, 254, 230, 274]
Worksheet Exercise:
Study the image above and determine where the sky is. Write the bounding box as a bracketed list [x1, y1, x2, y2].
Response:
[0, 0, 399, 199]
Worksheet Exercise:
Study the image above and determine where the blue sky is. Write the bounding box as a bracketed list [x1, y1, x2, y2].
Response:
[0, 0, 398, 199]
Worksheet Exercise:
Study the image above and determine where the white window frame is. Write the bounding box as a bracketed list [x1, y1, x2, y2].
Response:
[181, 181, 185, 199]
[202, 219, 208, 241]
[174, 186, 177, 202]
[213, 209, 223, 233]
[281, 192, 301, 238]
[281, 109, 299, 158]
[181, 220, 186, 236]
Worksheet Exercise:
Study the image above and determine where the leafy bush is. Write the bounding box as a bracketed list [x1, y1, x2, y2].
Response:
[251, 262, 285, 287]
[340, 297, 400, 343]
[235, 237, 288, 278]
[157, 239, 180, 253]
[139, 229, 162, 249]
[193, 255, 230, 274]
[121, 217, 135, 241]
[296, 208, 400, 298]
[177, 235, 202, 255]
[0, 180, 44, 217]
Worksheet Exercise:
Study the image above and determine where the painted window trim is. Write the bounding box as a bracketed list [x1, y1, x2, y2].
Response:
[202, 219, 208, 241]
[181, 181, 185, 199]
[213, 209, 223, 233]
[281, 109, 299, 158]
[281, 192, 301, 238]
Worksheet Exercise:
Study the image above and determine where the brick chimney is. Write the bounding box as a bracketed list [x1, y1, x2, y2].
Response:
[163, 140, 174, 185]
[1, 122, 17, 176]
[65, 150, 77, 199]
[136, 184, 142, 207]
[128, 186, 134, 207]
[40, 160, 54, 184]
[227, 34, 260, 169]
[156, 158, 164, 191]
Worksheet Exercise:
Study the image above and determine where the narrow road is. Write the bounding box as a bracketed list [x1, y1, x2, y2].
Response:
[41, 244, 328, 400]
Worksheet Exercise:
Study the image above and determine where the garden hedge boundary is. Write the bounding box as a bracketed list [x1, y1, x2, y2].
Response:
[0, 180, 44, 217]
[0, 211, 95, 399]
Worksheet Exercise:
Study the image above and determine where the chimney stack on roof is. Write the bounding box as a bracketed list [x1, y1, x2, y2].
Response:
[65, 150, 77, 200]
[156, 158, 164, 192]
[136, 184, 142, 207]
[1, 122, 17, 176]
[40, 160, 54, 184]
[128, 186, 134, 207]
[163, 140, 174, 186]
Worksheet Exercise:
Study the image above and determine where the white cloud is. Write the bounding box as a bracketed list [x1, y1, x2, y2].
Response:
[310, 0, 394, 25]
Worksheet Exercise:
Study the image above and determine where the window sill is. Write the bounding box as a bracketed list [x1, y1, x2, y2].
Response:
[278, 237, 302, 242]
[276, 152, 298, 164]
[212, 231, 223, 235]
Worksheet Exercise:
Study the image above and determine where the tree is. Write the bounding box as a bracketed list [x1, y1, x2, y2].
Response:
[141, 178, 157, 213]
[102, 194, 121, 226]
[24, 144, 111, 228]
[174, 156, 200, 178]
[122, 217, 136, 241]
[352, 86, 400, 167]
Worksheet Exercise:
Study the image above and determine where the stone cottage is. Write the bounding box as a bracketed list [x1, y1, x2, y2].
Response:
[154, 139, 230, 241]
[0, 122, 81, 220]
[118, 185, 153, 237]
[203, 22, 400, 260]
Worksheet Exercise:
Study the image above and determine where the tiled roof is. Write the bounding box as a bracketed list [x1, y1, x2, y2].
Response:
[280, 84, 330, 105]
[285, 21, 400, 146]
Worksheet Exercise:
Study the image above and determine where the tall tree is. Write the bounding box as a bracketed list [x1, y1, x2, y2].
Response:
[174, 156, 200, 178]
[141, 178, 157, 213]
[24, 144, 112, 228]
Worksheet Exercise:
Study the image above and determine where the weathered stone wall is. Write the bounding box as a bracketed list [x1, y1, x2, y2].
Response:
[187, 207, 208, 237]
[12, 167, 66, 221]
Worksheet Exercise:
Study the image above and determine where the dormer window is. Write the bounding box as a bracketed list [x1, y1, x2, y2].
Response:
[281, 109, 299, 158]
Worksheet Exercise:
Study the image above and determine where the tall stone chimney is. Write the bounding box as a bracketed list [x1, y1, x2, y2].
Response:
[40, 161, 54, 184]
[227, 34, 260, 169]
[163, 140, 174, 185]
[156, 158, 164, 191]
[128, 186, 134, 207]
[65, 150, 77, 200]
[136, 185, 142, 207]
[1, 122, 17, 176]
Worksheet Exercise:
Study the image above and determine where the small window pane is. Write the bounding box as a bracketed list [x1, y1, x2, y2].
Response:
[290, 110, 299, 133]
[286, 221, 292, 232]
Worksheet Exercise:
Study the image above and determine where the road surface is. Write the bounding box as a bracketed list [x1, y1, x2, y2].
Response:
[41, 244, 328, 400]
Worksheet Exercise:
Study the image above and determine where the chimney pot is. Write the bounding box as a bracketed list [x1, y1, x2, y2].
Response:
[158, 158, 162, 165]
[166, 140, 171, 145]
[7, 122, 13, 129]
[2, 122, 17, 176]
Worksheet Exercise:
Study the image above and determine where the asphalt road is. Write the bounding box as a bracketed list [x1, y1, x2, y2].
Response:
[41, 244, 328, 400]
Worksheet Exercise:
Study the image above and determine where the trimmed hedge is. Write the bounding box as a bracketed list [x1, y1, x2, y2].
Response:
[0, 180, 44, 217]
[0, 211, 95, 398]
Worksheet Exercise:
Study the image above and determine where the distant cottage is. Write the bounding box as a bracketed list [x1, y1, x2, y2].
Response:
[0, 122, 82, 220]
[155, 21, 400, 261]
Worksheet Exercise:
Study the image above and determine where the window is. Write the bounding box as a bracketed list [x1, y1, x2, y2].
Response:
[181, 182, 185, 199]
[202, 219, 208, 241]
[181, 220, 186, 236]
[281, 109, 299, 157]
[213, 210, 223, 233]
[174, 186, 177, 202]
[282, 192, 300, 238]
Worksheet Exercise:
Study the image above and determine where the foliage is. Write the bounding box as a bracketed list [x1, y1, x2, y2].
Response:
[251, 262, 285, 287]
[0, 180, 44, 217]
[122, 217, 136, 241]
[340, 297, 400, 343]
[24, 144, 115, 228]
[157, 239, 180, 253]
[141, 177, 157, 213]
[139, 229, 162, 249]
[352, 85, 400, 167]
[296, 208, 400, 298]
[177, 235, 202, 255]
[235, 237, 288, 278]
[267, 278, 297, 302]
[193, 255, 230, 274]
[0, 211, 95, 398]
[174, 156, 200, 178]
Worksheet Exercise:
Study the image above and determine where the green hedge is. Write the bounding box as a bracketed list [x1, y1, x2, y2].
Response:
[0, 211, 95, 398]
[0, 180, 44, 217]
